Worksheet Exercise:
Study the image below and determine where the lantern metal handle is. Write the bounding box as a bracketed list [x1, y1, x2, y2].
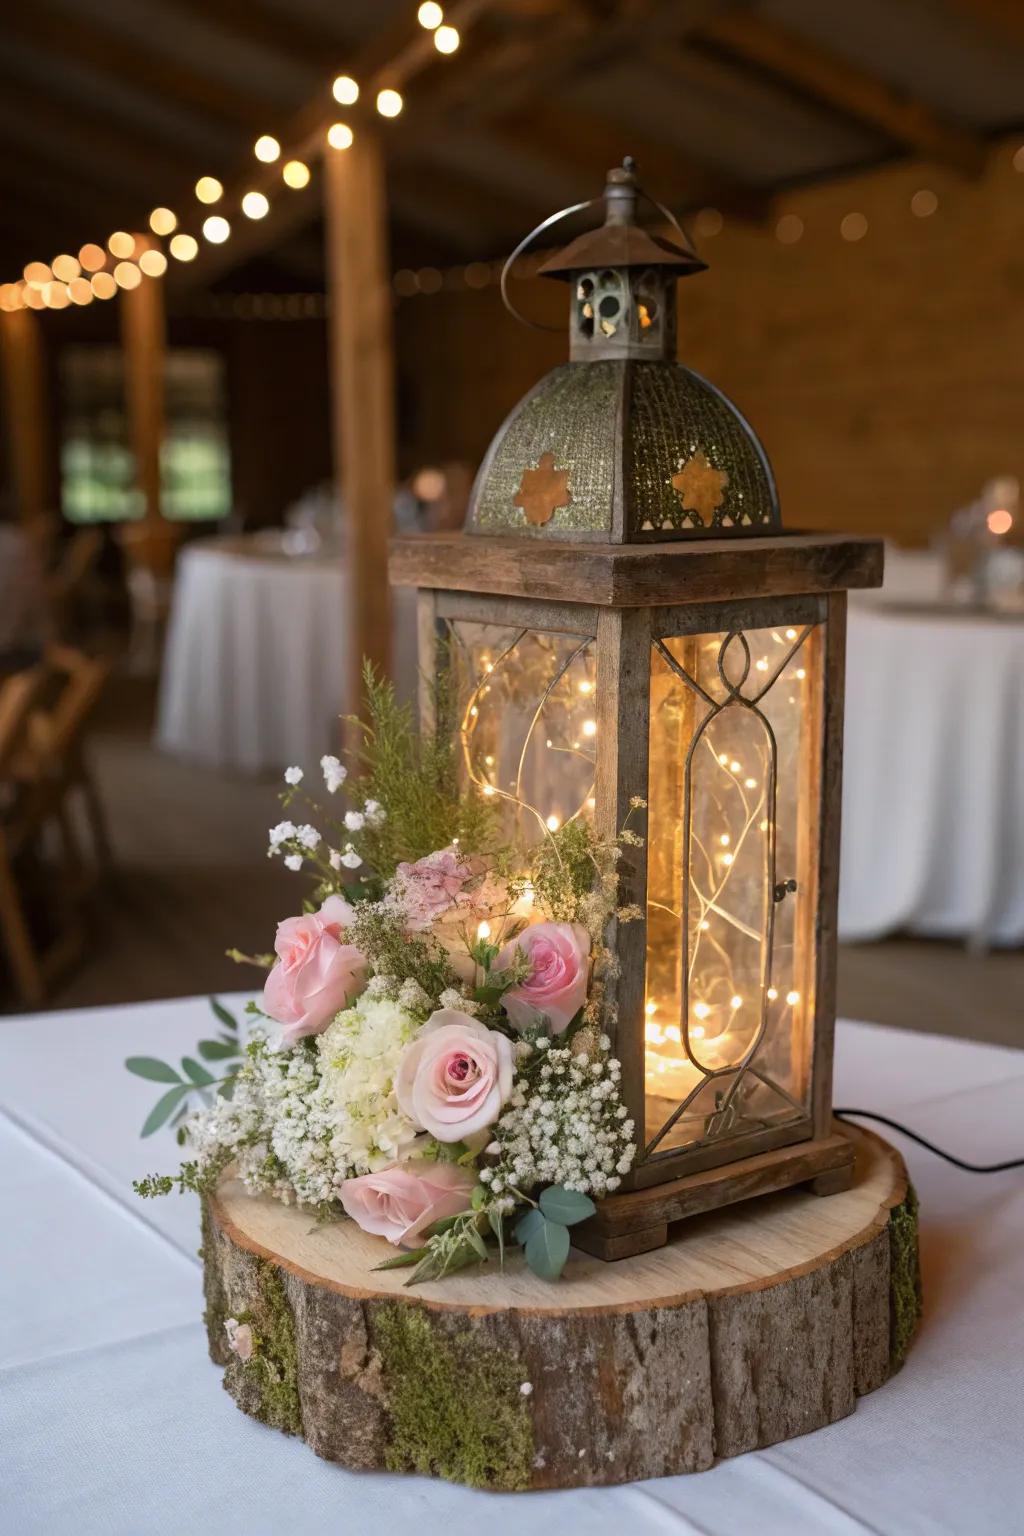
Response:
[499, 158, 701, 333]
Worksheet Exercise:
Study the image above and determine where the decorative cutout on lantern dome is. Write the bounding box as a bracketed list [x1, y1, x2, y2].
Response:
[670, 451, 730, 526]
[513, 451, 572, 526]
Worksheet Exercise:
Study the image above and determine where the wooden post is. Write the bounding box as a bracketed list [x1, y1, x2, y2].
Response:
[120, 236, 166, 534]
[324, 131, 396, 708]
[0, 307, 55, 559]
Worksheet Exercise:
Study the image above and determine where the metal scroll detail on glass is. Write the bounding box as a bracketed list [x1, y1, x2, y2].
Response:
[644, 623, 821, 1160]
[446, 619, 597, 844]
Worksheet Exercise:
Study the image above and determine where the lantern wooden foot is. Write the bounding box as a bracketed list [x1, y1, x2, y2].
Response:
[201, 1125, 919, 1491]
[573, 1128, 856, 1260]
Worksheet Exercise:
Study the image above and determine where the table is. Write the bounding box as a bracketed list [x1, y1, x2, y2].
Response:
[840, 549, 1024, 946]
[156, 536, 417, 774]
[3, 994, 1022, 1534]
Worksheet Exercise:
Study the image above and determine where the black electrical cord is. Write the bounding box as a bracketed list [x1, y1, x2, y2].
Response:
[834, 1109, 1024, 1174]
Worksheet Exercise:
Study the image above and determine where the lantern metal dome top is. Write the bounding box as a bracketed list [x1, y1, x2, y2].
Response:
[466, 159, 781, 544]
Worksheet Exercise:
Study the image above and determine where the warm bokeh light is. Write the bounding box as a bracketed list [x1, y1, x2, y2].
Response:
[108, 231, 135, 259]
[67, 277, 92, 306]
[169, 233, 199, 262]
[23, 286, 45, 310]
[51, 253, 80, 282]
[282, 159, 310, 189]
[376, 88, 403, 118]
[202, 215, 230, 244]
[149, 206, 177, 236]
[241, 191, 270, 220]
[412, 467, 446, 500]
[44, 283, 70, 310]
[91, 272, 117, 299]
[434, 23, 459, 52]
[417, 1, 443, 27]
[114, 261, 141, 290]
[910, 189, 938, 218]
[417, 266, 442, 293]
[840, 211, 868, 242]
[139, 249, 168, 277]
[987, 509, 1013, 535]
[332, 74, 359, 105]
[254, 134, 280, 163]
[775, 213, 803, 244]
[694, 207, 723, 238]
[78, 243, 106, 273]
[327, 122, 354, 150]
[0, 283, 22, 312]
[23, 261, 51, 287]
[195, 176, 223, 204]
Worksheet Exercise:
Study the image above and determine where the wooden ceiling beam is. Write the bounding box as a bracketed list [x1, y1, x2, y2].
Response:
[699, 10, 985, 177]
[163, 0, 349, 75]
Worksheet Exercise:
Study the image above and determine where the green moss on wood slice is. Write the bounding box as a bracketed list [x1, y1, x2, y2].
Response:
[228, 1259, 303, 1437]
[889, 1181, 923, 1372]
[200, 1199, 230, 1364]
[375, 1303, 534, 1491]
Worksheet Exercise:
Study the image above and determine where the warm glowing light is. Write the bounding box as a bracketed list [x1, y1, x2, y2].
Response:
[91, 272, 116, 300]
[482, 785, 495, 797]
[786, 990, 800, 1006]
[52, 253, 80, 283]
[729, 759, 741, 773]
[434, 23, 459, 52]
[988, 509, 1013, 535]
[645, 1001, 657, 1016]
[582, 719, 597, 737]
[699, 919, 710, 931]
[775, 213, 803, 245]
[24, 261, 51, 287]
[693, 1002, 711, 1020]
[254, 135, 280, 163]
[67, 277, 92, 305]
[695, 207, 723, 238]
[169, 233, 199, 262]
[755, 657, 768, 671]
[242, 191, 270, 220]
[332, 74, 359, 105]
[282, 159, 310, 189]
[0, 283, 21, 312]
[767, 987, 778, 1001]
[744, 777, 757, 789]
[719, 833, 730, 847]
[202, 215, 231, 244]
[376, 87, 403, 118]
[578, 679, 592, 694]
[78, 244, 106, 272]
[785, 628, 797, 640]
[795, 668, 806, 680]
[114, 261, 141, 290]
[730, 995, 743, 1010]
[545, 814, 560, 832]
[108, 231, 135, 259]
[691, 1024, 706, 1040]
[840, 211, 868, 242]
[327, 122, 354, 151]
[44, 283, 70, 309]
[139, 249, 167, 278]
[417, 0, 443, 26]
[195, 176, 223, 205]
[718, 752, 729, 765]
[721, 852, 734, 867]
[412, 466, 445, 500]
[911, 189, 938, 218]
[149, 207, 177, 236]
[23, 286, 45, 310]
[477, 920, 491, 940]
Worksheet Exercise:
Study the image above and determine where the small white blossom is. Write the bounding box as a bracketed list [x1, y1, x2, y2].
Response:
[344, 810, 366, 832]
[267, 820, 297, 856]
[320, 754, 347, 793]
[439, 987, 480, 1016]
[520, 1382, 533, 1396]
[296, 824, 321, 850]
[329, 849, 343, 870]
[339, 844, 362, 869]
[284, 854, 303, 872]
[364, 799, 386, 825]
[283, 766, 303, 785]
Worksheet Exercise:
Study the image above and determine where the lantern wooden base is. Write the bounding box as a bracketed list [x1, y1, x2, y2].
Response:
[200, 1125, 919, 1491]
[574, 1128, 856, 1260]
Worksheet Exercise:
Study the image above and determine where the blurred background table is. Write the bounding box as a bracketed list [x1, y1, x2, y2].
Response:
[840, 549, 1024, 947]
[155, 533, 417, 775]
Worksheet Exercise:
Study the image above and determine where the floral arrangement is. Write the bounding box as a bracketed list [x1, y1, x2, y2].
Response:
[129, 669, 642, 1284]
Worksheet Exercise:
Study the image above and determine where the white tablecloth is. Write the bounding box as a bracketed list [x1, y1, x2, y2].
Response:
[840, 554, 1024, 946]
[156, 538, 417, 774]
[2, 993, 1022, 1534]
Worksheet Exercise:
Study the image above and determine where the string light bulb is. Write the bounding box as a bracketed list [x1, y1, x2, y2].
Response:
[91, 272, 116, 299]
[202, 215, 231, 244]
[786, 990, 800, 1006]
[332, 74, 359, 105]
[254, 135, 280, 163]
[376, 87, 403, 118]
[67, 277, 92, 306]
[327, 122, 354, 150]
[44, 284, 70, 310]
[417, 0, 443, 26]
[195, 176, 223, 205]
[24, 261, 51, 287]
[51, 254, 80, 283]
[108, 232, 135, 259]
[545, 814, 560, 831]
[139, 249, 167, 278]
[241, 191, 269, 220]
[113, 261, 141, 290]
[149, 207, 177, 236]
[582, 719, 597, 737]
[476, 920, 491, 940]
[282, 160, 310, 189]
[78, 244, 106, 273]
[434, 23, 460, 52]
[169, 233, 198, 262]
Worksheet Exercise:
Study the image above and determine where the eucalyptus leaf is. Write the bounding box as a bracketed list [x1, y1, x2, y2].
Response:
[538, 1184, 597, 1227]
[514, 1207, 545, 1246]
[210, 999, 238, 1032]
[125, 1057, 181, 1084]
[198, 1038, 240, 1061]
[217, 1076, 237, 1100]
[181, 1057, 215, 1088]
[141, 1084, 190, 1138]
[524, 1217, 570, 1282]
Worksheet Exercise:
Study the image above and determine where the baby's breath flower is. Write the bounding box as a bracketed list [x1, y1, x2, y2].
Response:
[320, 754, 347, 793]
[628, 795, 647, 810]
[364, 799, 386, 825]
[340, 844, 362, 869]
[344, 810, 366, 832]
[267, 820, 296, 856]
[296, 824, 321, 850]
[284, 766, 303, 786]
[284, 854, 303, 872]
[329, 849, 343, 871]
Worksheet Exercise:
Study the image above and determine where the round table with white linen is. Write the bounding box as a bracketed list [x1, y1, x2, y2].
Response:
[840, 549, 1024, 946]
[156, 535, 417, 774]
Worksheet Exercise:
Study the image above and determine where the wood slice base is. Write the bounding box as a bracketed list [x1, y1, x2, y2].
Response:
[201, 1125, 922, 1491]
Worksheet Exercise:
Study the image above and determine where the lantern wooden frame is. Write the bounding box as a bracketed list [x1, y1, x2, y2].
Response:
[390, 529, 884, 1259]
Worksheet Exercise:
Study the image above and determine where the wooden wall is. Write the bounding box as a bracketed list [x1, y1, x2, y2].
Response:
[396, 137, 1024, 545]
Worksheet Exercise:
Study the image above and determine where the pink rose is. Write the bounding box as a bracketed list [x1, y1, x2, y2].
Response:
[392, 846, 479, 931]
[496, 921, 590, 1034]
[395, 1009, 514, 1142]
[262, 894, 367, 1044]
[339, 1160, 476, 1247]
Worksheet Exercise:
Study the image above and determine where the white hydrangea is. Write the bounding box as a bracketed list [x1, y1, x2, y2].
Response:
[284, 766, 303, 785]
[316, 995, 422, 1172]
[320, 754, 347, 793]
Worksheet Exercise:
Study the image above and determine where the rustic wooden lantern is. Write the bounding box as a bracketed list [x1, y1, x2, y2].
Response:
[390, 162, 884, 1260]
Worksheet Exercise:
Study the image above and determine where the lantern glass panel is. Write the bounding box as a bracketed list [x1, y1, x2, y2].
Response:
[446, 619, 597, 845]
[644, 621, 822, 1158]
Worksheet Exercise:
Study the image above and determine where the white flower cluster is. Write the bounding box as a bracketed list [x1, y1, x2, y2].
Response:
[483, 1037, 636, 1198]
[184, 998, 422, 1207]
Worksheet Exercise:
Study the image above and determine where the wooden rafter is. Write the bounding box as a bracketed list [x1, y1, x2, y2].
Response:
[699, 9, 985, 177]
[165, 0, 350, 75]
